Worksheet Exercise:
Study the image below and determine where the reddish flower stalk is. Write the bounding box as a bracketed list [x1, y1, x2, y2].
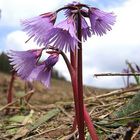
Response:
[62, 8, 99, 139]
[70, 49, 77, 70]
[6, 71, 16, 113]
[7, 71, 16, 103]
[70, 49, 79, 132]
[84, 105, 99, 140]
[61, 51, 99, 139]
[60, 10, 99, 139]
[76, 11, 85, 140]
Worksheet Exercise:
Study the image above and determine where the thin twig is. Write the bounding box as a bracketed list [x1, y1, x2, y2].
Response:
[85, 86, 105, 105]
[0, 90, 35, 111]
[57, 105, 73, 120]
[94, 123, 110, 133]
[0, 100, 18, 112]
[111, 116, 140, 122]
[90, 102, 123, 117]
[131, 125, 140, 140]
[60, 129, 78, 140]
[85, 86, 140, 100]
[23, 125, 64, 140]
[94, 73, 140, 77]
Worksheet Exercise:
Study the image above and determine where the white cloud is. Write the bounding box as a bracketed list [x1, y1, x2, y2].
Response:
[5, 31, 39, 51]
[0, 0, 65, 27]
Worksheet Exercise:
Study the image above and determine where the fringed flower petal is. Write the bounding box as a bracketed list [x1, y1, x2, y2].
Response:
[89, 8, 116, 36]
[44, 16, 79, 52]
[21, 12, 56, 46]
[29, 53, 59, 87]
[8, 49, 42, 80]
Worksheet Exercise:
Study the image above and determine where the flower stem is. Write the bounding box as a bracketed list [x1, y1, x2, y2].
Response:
[61, 51, 99, 139]
[61, 8, 99, 139]
[6, 71, 16, 114]
[61, 50, 79, 132]
[70, 49, 79, 132]
[84, 106, 99, 140]
[63, 52, 85, 139]
[70, 49, 77, 70]
[7, 71, 15, 103]
[77, 11, 85, 140]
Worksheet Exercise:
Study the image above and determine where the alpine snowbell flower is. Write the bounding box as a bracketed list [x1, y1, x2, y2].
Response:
[21, 12, 56, 46]
[89, 8, 116, 36]
[8, 2, 116, 139]
[8, 50, 58, 87]
[29, 53, 59, 87]
[45, 16, 79, 52]
[8, 49, 43, 80]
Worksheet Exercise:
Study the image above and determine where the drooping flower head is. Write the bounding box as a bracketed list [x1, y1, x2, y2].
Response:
[27, 53, 59, 87]
[43, 16, 79, 52]
[21, 2, 116, 52]
[8, 49, 59, 87]
[21, 12, 57, 46]
[8, 49, 43, 80]
[64, 1, 92, 41]
[89, 8, 116, 36]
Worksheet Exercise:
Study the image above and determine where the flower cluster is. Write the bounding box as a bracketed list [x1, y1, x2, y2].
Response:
[8, 1, 116, 87]
[8, 49, 59, 87]
[21, 2, 116, 52]
[8, 2, 116, 139]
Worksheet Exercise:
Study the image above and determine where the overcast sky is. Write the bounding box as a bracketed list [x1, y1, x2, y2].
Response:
[0, 0, 140, 88]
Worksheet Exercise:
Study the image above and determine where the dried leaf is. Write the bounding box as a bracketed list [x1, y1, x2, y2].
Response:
[11, 110, 34, 140]
[9, 115, 25, 123]
[29, 108, 60, 132]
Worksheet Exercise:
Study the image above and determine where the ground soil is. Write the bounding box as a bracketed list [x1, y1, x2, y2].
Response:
[0, 72, 139, 140]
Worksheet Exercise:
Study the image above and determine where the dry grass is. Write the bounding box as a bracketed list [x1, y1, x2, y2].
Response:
[0, 72, 140, 140]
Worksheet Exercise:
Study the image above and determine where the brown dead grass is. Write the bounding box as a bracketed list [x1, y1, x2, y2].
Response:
[1, 72, 139, 140]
